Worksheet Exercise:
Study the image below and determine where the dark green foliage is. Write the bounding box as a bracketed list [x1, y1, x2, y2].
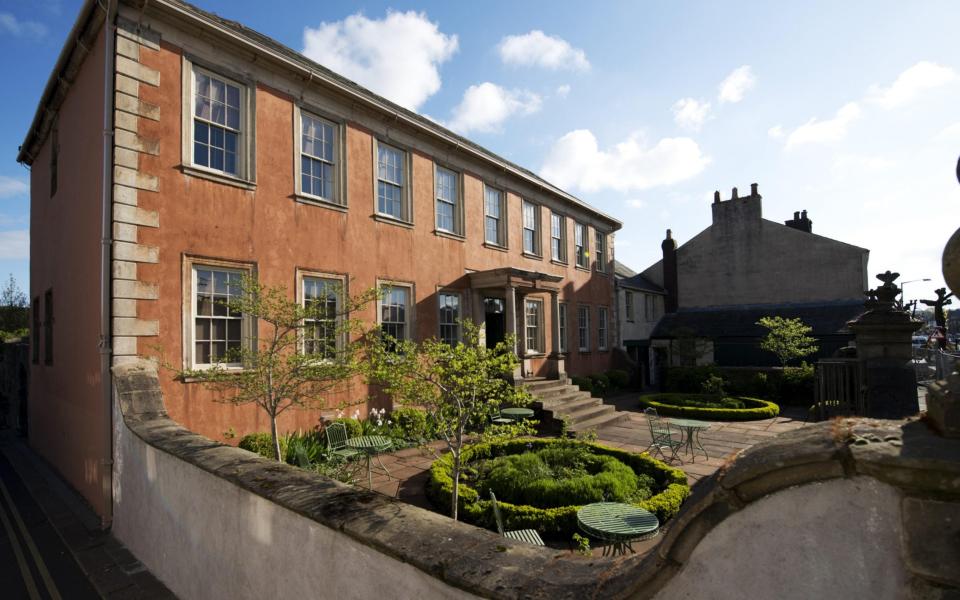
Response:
[390, 407, 431, 441]
[570, 376, 593, 393]
[328, 418, 363, 438]
[700, 374, 727, 397]
[426, 438, 690, 535]
[667, 365, 814, 405]
[640, 393, 779, 421]
[663, 365, 722, 393]
[588, 373, 610, 396]
[239, 432, 289, 459]
[778, 363, 815, 404]
[606, 369, 630, 391]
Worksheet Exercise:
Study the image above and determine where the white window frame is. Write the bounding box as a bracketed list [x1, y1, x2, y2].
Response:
[373, 140, 412, 223]
[484, 185, 507, 247]
[598, 306, 608, 351]
[181, 58, 256, 186]
[558, 301, 568, 354]
[574, 222, 589, 269]
[522, 200, 541, 256]
[524, 298, 544, 354]
[578, 305, 590, 352]
[186, 261, 252, 370]
[434, 165, 464, 236]
[377, 280, 415, 343]
[297, 271, 346, 360]
[438, 291, 462, 345]
[595, 230, 606, 273]
[625, 291, 635, 322]
[295, 107, 345, 207]
[550, 212, 566, 263]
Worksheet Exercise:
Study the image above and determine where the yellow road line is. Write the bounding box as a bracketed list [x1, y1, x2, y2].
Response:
[0, 476, 62, 600]
[0, 484, 41, 600]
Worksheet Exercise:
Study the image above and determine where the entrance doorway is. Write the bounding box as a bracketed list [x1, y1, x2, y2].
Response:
[484, 297, 505, 349]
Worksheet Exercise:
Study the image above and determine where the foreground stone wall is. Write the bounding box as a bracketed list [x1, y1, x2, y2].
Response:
[111, 362, 959, 599]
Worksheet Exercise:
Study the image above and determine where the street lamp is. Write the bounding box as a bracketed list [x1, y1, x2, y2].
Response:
[900, 278, 931, 310]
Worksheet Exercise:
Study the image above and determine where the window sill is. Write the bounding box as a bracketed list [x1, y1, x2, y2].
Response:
[575, 265, 591, 273]
[524, 352, 547, 358]
[373, 214, 414, 229]
[522, 251, 543, 261]
[483, 242, 509, 253]
[550, 258, 568, 267]
[434, 229, 465, 242]
[181, 164, 257, 191]
[293, 194, 348, 213]
[181, 366, 246, 382]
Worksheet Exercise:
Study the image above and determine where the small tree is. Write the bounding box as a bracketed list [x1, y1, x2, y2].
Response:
[0, 274, 28, 339]
[756, 316, 818, 367]
[364, 320, 530, 521]
[177, 275, 375, 461]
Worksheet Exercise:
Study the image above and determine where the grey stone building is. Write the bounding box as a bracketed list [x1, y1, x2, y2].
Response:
[631, 184, 869, 368]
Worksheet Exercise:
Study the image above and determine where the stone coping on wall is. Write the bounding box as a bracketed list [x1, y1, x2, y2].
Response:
[112, 362, 960, 599]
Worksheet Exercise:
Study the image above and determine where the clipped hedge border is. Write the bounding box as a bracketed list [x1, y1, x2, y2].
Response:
[425, 438, 690, 535]
[640, 393, 780, 421]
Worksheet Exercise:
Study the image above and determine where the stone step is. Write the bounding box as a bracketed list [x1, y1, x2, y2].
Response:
[556, 402, 617, 425]
[521, 377, 569, 391]
[535, 392, 594, 410]
[568, 410, 630, 435]
[540, 396, 603, 417]
[534, 385, 592, 402]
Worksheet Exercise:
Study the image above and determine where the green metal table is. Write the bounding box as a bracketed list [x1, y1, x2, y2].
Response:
[499, 407, 535, 422]
[668, 418, 710, 462]
[346, 435, 393, 489]
[577, 502, 660, 556]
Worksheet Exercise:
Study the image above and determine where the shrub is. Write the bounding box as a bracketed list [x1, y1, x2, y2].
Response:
[426, 438, 690, 535]
[663, 366, 721, 393]
[239, 432, 289, 459]
[327, 417, 363, 438]
[700, 374, 727, 397]
[606, 369, 630, 391]
[640, 393, 779, 421]
[570, 376, 593, 394]
[390, 407, 430, 441]
[589, 373, 610, 396]
[778, 363, 815, 405]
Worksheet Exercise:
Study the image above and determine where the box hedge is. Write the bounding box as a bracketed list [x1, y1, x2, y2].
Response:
[640, 393, 780, 421]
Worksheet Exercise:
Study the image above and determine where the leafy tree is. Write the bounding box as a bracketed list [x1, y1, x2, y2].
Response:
[756, 316, 819, 367]
[363, 320, 531, 521]
[0, 274, 28, 339]
[177, 275, 376, 461]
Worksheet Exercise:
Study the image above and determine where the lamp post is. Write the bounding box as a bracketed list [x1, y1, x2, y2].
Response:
[900, 278, 931, 310]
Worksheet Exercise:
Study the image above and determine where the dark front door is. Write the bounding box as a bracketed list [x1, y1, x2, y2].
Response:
[484, 297, 506, 349]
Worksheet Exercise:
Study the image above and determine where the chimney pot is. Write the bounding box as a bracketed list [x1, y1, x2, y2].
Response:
[751, 183, 758, 196]
[731, 187, 738, 200]
[713, 191, 720, 204]
[666, 228, 672, 239]
[801, 210, 808, 219]
[794, 211, 800, 220]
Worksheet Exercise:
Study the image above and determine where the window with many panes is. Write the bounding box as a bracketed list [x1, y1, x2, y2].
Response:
[625, 291, 635, 322]
[438, 292, 461, 345]
[376, 142, 407, 221]
[379, 285, 411, 344]
[299, 111, 339, 203]
[578, 306, 590, 352]
[522, 201, 540, 256]
[302, 277, 341, 359]
[525, 299, 543, 353]
[645, 294, 658, 322]
[484, 186, 505, 246]
[598, 307, 608, 350]
[595, 230, 606, 272]
[558, 302, 568, 353]
[43, 290, 53, 365]
[550, 212, 566, 262]
[435, 167, 461, 235]
[574, 222, 589, 268]
[193, 69, 242, 177]
[32, 297, 39, 364]
[192, 267, 244, 367]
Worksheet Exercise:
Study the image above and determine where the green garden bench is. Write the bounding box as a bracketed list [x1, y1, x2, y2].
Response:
[490, 491, 545, 546]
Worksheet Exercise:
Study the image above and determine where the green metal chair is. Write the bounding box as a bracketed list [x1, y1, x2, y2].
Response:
[490, 490, 545, 546]
[325, 422, 361, 462]
[643, 407, 683, 464]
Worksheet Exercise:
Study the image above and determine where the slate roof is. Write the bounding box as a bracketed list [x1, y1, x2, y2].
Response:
[613, 260, 637, 278]
[619, 273, 666, 295]
[650, 300, 865, 339]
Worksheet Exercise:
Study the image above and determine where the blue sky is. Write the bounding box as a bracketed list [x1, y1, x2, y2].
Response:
[3, 0, 959, 302]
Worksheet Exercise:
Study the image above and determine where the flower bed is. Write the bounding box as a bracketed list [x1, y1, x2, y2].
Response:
[640, 393, 779, 421]
[426, 438, 690, 535]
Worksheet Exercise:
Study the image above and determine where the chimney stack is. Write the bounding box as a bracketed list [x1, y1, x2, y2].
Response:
[785, 209, 813, 233]
[713, 191, 720, 204]
[662, 229, 678, 313]
[731, 187, 739, 200]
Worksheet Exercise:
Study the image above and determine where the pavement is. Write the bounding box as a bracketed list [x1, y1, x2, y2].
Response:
[0, 430, 175, 599]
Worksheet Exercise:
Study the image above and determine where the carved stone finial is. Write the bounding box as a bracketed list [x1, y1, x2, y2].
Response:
[868, 270, 902, 305]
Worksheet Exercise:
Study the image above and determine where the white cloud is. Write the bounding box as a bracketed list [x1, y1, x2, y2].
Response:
[540, 130, 710, 193]
[785, 102, 861, 149]
[555, 84, 571, 98]
[0, 13, 47, 38]
[447, 83, 541, 134]
[497, 30, 589, 71]
[868, 61, 956, 109]
[302, 11, 458, 111]
[833, 154, 895, 171]
[768, 125, 784, 139]
[718, 65, 756, 103]
[672, 98, 711, 131]
[626, 199, 645, 209]
[0, 230, 28, 259]
[0, 176, 28, 198]
[937, 122, 960, 141]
